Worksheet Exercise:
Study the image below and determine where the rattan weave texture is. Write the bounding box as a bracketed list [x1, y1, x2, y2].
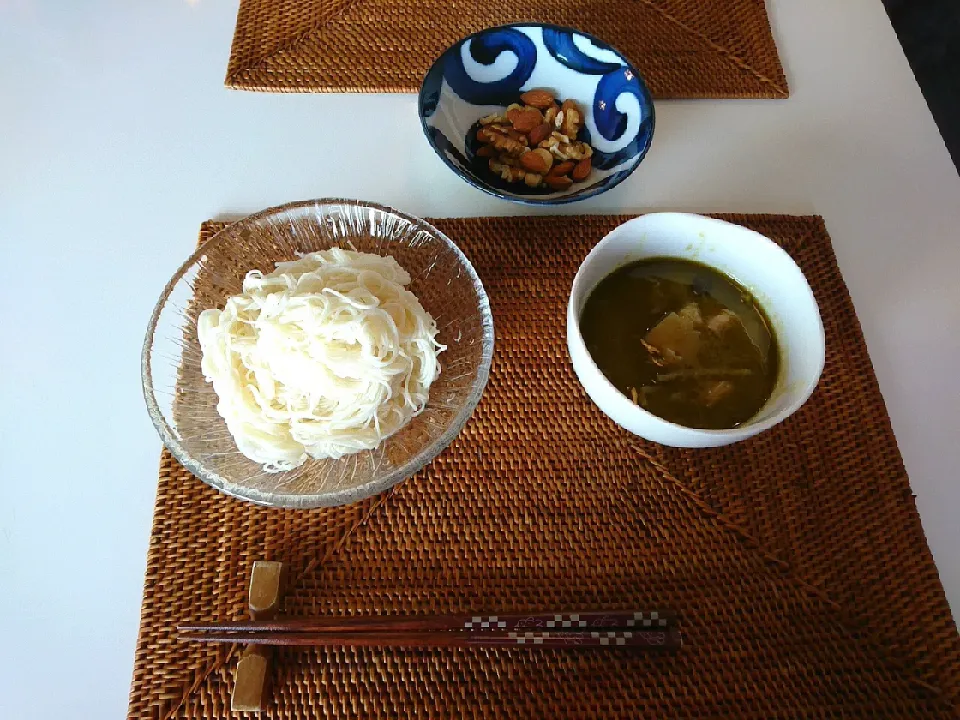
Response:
[129, 214, 959, 719]
[225, 0, 788, 98]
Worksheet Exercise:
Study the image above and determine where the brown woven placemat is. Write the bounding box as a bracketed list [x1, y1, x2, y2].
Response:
[225, 0, 788, 98]
[129, 214, 959, 719]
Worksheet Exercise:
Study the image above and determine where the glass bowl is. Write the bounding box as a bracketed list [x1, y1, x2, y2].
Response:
[142, 199, 494, 507]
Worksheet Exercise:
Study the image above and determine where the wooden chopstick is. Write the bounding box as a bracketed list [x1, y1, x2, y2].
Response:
[179, 628, 682, 651]
[179, 609, 672, 635]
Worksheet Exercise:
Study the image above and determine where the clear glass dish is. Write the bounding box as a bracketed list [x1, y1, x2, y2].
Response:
[142, 199, 494, 507]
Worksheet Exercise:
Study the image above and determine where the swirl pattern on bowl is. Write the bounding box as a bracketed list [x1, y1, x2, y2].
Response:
[419, 24, 655, 204]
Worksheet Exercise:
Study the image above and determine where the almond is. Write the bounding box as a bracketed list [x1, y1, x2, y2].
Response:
[547, 161, 576, 177]
[545, 174, 573, 190]
[511, 107, 543, 134]
[519, 148, 553, 174]
[506, 107, 523, 125]
[476, 145, 495, 158]
[528, 122, 552, 147]
[520, 89, 556, 109]
[571, 157, 592, 181]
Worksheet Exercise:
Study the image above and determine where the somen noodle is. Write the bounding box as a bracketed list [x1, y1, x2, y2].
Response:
[197, 248, 444, 471]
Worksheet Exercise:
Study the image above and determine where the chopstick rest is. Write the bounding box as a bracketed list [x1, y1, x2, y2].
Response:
[231, 561, 286, 713]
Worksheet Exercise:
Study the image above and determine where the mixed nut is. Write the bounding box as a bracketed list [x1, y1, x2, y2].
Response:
[475, 89, 594, 191]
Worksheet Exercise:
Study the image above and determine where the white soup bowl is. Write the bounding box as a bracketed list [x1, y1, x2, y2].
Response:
[567, 213, 825, 448]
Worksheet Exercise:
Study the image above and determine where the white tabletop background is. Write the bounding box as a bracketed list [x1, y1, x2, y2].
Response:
[2, 0, 959, 717]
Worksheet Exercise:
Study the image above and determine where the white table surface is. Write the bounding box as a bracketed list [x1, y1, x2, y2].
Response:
[2, 0, 959, 717]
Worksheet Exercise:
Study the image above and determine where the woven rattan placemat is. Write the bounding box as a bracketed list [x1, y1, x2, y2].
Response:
[129, 214, 959, 719]
[225, 0, 788, 98]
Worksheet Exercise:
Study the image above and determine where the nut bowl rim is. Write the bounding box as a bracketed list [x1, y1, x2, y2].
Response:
[141, 198, 495, 508]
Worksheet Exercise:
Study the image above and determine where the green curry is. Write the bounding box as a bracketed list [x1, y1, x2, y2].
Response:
[580, 258, 779, 430]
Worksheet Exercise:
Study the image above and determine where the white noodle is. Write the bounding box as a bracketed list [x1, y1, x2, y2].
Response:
[197, 248, 445, 471]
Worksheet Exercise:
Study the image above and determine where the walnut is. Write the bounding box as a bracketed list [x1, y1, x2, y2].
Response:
[488, 159, 539, 185]
[479, 113, 507, 125]
[477, 125, 528, 156]
[523, 172, 543, 187]
[498, 164, 529, 183]
[540, 131, 592, 161]
[559, 99, 583, 137]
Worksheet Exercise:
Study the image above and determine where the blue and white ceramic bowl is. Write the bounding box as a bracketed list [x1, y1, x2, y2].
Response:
[419, 23, 655, 205]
